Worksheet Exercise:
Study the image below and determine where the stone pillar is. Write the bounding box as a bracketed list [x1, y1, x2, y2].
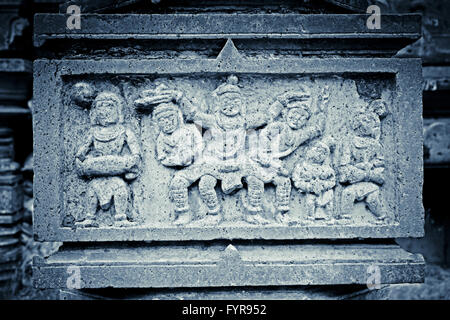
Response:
[391, 0, 450, 269]
[0, 63, 31, 297]
[32, 2, 425, 296]
[0, 129, 23, 296]
[0, 0, 32, 297]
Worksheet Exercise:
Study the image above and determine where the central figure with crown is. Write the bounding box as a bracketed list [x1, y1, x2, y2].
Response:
[165, 75, 284, 225]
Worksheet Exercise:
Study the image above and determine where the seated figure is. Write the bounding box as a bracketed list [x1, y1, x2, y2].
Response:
[75, 91, 141, 227]
[338, 108, 386, 221]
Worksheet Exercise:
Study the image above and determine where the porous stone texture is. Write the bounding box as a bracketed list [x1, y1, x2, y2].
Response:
[32, 12, 425, 289]
[33, 56, 424, 242]
[33, 243, 424, 289]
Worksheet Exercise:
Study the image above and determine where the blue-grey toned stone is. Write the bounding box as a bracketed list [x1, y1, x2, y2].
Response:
[32, 12, 425, 289]
[33, 55, 424, 241]
[33, 243, 424, 288]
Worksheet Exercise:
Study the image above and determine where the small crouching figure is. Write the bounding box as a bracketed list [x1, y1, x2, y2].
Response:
[337, 105, 386, 222]
[292, 140, 336, 223]
[134, 84, 203, 225]
[75, 90, 141, 227]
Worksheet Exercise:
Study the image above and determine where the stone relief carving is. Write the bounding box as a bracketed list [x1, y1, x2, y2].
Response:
[337, 100, 388, 222]
[66, 76, 390, 228]
[72, 84, 141, 227]
[252, 87, 328, 224]
[292, 139, 336, 223]
[135, 83, 203, 168]
[134, 83, 203, 224]
[137, 75, 284, 225]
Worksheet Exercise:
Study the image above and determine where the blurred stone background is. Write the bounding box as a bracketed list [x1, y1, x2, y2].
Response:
[0, 0, 449, 300]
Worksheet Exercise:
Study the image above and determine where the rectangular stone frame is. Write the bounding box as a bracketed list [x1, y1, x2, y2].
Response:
[33, 56, 424, 242]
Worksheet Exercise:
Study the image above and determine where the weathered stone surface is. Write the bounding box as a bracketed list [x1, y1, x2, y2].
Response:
[33, 55, 424, 241]
[32, 12, 425, 289]
[34, 13, 420, 57]
[0, 175, 23, 214]
[35, 14, 421, 40]
[33, 243, 424, 288]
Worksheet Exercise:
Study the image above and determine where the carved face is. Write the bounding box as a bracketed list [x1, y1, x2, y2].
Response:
[94, 100, 119, 127]
[217, 92, 242, 117]
[354, 113, 379, 137]
[157, 111, 179, 134]
[285, 107, 310, 130]
[307, 145, 329, 164]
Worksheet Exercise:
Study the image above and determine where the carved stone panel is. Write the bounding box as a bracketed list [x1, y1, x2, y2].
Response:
[33, 44, 423, 242]
[32, 12, 425, 289]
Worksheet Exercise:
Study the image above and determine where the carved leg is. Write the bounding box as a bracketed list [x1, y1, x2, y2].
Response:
[169, 176, 191, 225]
[366, 190, 385, 221]
[246, 176, 271, 225]
[324, 198, 334, 222]
[113, 183, 129, 222]
[246, 176, 264, 214]
[340, 186, 357, 218]
[305, 193, 316, 221]
[274, 176, 291, 212]
[198, 175, 220, 214]
[85, 186, 98, 222]
[77, 186, 98, 227]
[169, 176, 190, 213]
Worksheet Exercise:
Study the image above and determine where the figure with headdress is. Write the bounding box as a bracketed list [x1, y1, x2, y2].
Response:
[74, 89, 141, 227]
[134, 84, 203, 225]
[249, 88, 326, 224]
[337, 101, 387, 221]
[146, 75, 283, 225]
[135, 84, 203, 168]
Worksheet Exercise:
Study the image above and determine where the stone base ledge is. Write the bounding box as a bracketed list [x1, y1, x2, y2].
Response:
[33, 243, 424, 289]
[58, 285, 393, 300]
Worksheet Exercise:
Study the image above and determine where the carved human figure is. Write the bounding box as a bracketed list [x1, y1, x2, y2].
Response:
[338, 102, 387, 221]
[250, 88, 326, 224]
[167, 75, 282, 225]
[292, 141, 336, 222]
[134, 84, 203, 224]
[75, 91, 141, 227]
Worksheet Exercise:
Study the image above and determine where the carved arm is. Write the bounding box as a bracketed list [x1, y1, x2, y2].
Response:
[75, 132, 93, 162]
[246, 99, 284, 129]
[292, 164, 313, 192]
[125, 129, 141, 162]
